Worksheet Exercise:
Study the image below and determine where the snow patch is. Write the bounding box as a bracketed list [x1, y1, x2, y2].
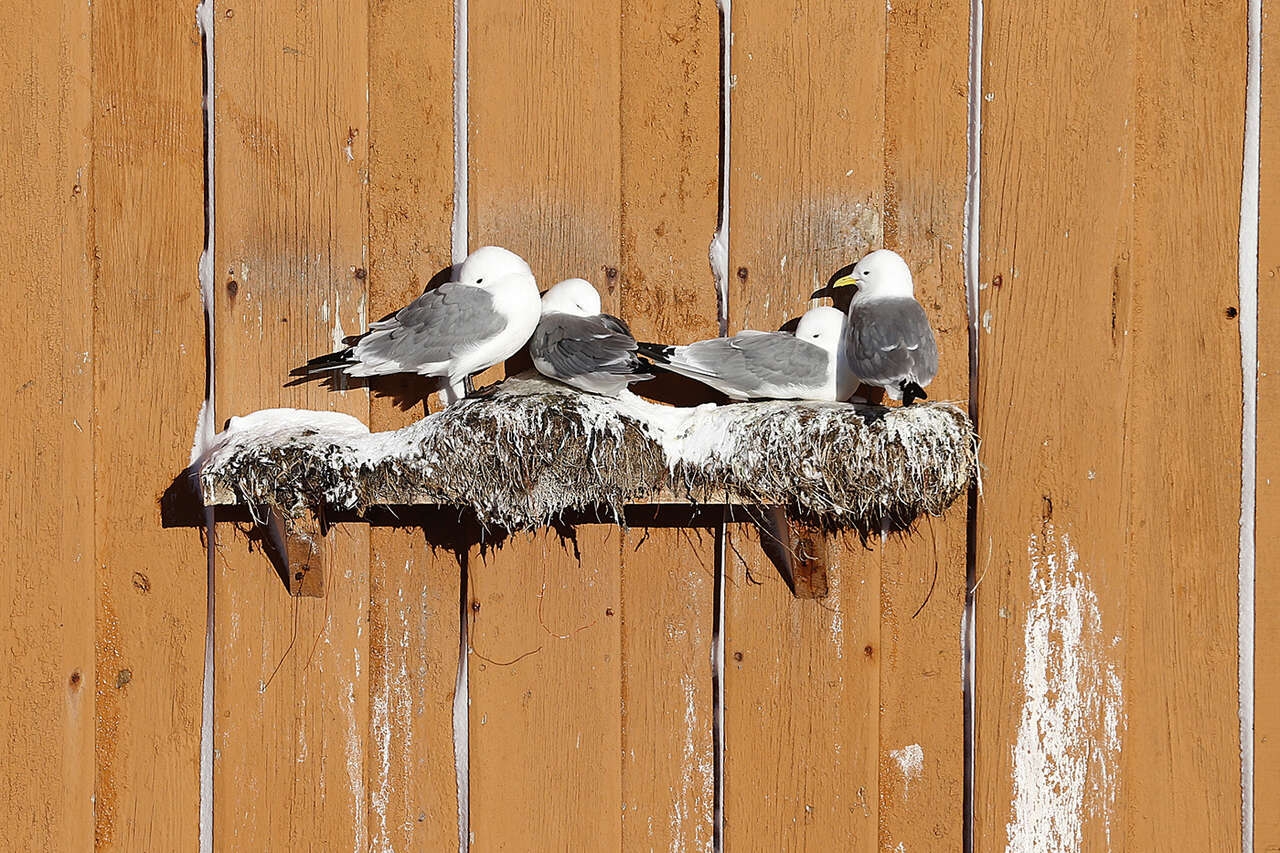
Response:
[1007, 523, 1125, 851]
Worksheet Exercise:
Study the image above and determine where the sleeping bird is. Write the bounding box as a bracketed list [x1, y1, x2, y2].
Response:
[636, 306, 856, 402]
[295, 246, 541, 403]
[811, 249, 938, 405]
[529, 278, 652, 396]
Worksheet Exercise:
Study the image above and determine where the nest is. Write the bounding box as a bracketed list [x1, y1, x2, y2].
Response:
[200, 375, 978, 531]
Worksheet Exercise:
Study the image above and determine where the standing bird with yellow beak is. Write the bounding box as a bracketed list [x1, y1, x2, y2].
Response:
[811, 248, 938, 405]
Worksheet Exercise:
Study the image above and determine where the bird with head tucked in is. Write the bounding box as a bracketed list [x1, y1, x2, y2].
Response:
[811, 248, 938, 405]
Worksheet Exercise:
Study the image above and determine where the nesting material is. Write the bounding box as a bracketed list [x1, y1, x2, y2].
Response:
[200, 375, 978, 530]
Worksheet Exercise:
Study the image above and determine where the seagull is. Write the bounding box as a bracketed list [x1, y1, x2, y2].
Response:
[295, 246, 541, 403]
[529, 278, 652, 396]
[636, 306, 856, 401]
[811, 249, 938, 405]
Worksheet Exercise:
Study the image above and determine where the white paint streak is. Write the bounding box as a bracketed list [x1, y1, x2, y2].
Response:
[890, 743, 924, 799]
[961, 0, 983, 844]
[1238, 0, 1260, 843]
[1007, 524, 1125, 852]
[195, 1, 216, 849]
[710, 0, 732, 337]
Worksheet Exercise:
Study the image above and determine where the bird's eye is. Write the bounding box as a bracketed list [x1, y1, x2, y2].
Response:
[476, 277, 484, 284]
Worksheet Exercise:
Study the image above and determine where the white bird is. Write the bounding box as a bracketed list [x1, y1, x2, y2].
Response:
[811, 249, 938, 405]
[636, 306, 856, 401]
[529, 278, 651, 396]
[296, 246, 541, 403]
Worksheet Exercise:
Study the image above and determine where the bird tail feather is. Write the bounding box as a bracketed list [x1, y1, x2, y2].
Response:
[900, 381, 928, 406]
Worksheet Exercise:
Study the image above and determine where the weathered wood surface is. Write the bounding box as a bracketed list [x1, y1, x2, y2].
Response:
[366, 0, 463, 848]
[618, 0, 721, 845]
[973, 0, 1247, 847]
[91, 1, 209, 847]
[212, 0, 372, 847]
[465, 1, 626, 846]
[0, 0, 94, 847]
[723, 0, 968, 847]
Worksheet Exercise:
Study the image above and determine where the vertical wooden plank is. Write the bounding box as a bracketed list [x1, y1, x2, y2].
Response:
[366, 0, 462, 848]
[877, 0, 970, 846]
[212, 1, 371, 847]
[975, 0, 1246, 847]
[466, 1, 623, 847]
[467, 528, 623, 848]
[0, 0, 93, 846]
[724, 0, 885, 848]
[91, 0, 207, 847]
[617, 0, 720, 847]
[1258, 1, 1278, 845]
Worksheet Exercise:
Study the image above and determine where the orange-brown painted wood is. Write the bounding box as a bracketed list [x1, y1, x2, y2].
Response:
[1256, 3, 1277, 847]
[366, 0, 463, 846]
[90, 0, 209, 846]
[466, 1, 625, 846]
[618, 1, 721, 845]
[877, 0, 970, 844]
[723, 524, 881, 849]
[212, 0, 372, 846]
[974, 0, 1246, 846]
[0, 0, 94, 846]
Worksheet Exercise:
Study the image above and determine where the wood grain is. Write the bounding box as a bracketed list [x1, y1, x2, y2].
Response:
[467, 527, 624, 849]
[722, 524, 881, 849]
[974, 0, 1246, 846]
[617, 1, 720, 848]
[90, 0, 208, 847]
[724, 1, 886, 848]
[1256, 1, 1276, 847]
[466, 2, 625, 846]
[212, 0, 371, 846]
[366, 1, 463, 848]
[878, 0, 970, 845]
[0, 0, 93, 846]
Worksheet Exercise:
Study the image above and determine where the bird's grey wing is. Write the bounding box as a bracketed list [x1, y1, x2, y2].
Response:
[355, 283, 507, 369]
[682, 332, 827, 392]
[532, 313, 644, 379]
[846, 300, 938, 385]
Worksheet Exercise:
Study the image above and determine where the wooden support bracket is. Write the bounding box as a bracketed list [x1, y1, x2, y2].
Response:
[267, 507, 327, 597]
[756, 506, 831, 599]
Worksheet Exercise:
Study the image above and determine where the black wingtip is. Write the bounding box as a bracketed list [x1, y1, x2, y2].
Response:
[635, 341, 676, 364]
[901, 381, 929, 406]
[290, 347, 356, 378]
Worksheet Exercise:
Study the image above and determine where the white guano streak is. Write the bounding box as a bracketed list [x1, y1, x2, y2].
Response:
[1007, 524, 1125, 852]
[1237, 0, 1260, 845]
[709, 0, 731, 337]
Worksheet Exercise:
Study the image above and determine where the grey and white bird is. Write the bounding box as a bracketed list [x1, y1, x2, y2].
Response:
[529, 278, 651, 396]
[636, 306, 856, 402]
[296, 245, 541, 403]
[811, 249, 938, 405]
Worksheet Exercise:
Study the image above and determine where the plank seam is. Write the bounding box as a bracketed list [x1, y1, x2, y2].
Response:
[1239, 0, 1261, 844]
[961, 0, 984, 845]
[451, 2, 470, 848]
[195, 1, 217, 850]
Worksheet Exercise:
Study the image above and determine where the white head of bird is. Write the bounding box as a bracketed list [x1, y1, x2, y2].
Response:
[540, 278, 602, 317]
[794, 305, 847, 353]
[831, 248, 914, 302]
[457, 245, 535, 290]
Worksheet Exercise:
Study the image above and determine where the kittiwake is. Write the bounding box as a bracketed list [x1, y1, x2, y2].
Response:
[529, 278, 652, 396]
[811, 249, 938, 405]
[636, 306, 856, 401]
[296, 245, 541, 403]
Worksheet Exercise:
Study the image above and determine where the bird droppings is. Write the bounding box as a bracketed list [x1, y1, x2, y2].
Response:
[199, 374, 978, 532]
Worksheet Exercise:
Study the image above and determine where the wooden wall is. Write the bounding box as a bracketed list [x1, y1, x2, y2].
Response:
[0, 0, 1268, 849]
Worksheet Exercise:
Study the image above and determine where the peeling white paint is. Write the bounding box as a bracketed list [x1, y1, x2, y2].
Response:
[890, 743, 923, 799]
[1007, 524, 1125, 851]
